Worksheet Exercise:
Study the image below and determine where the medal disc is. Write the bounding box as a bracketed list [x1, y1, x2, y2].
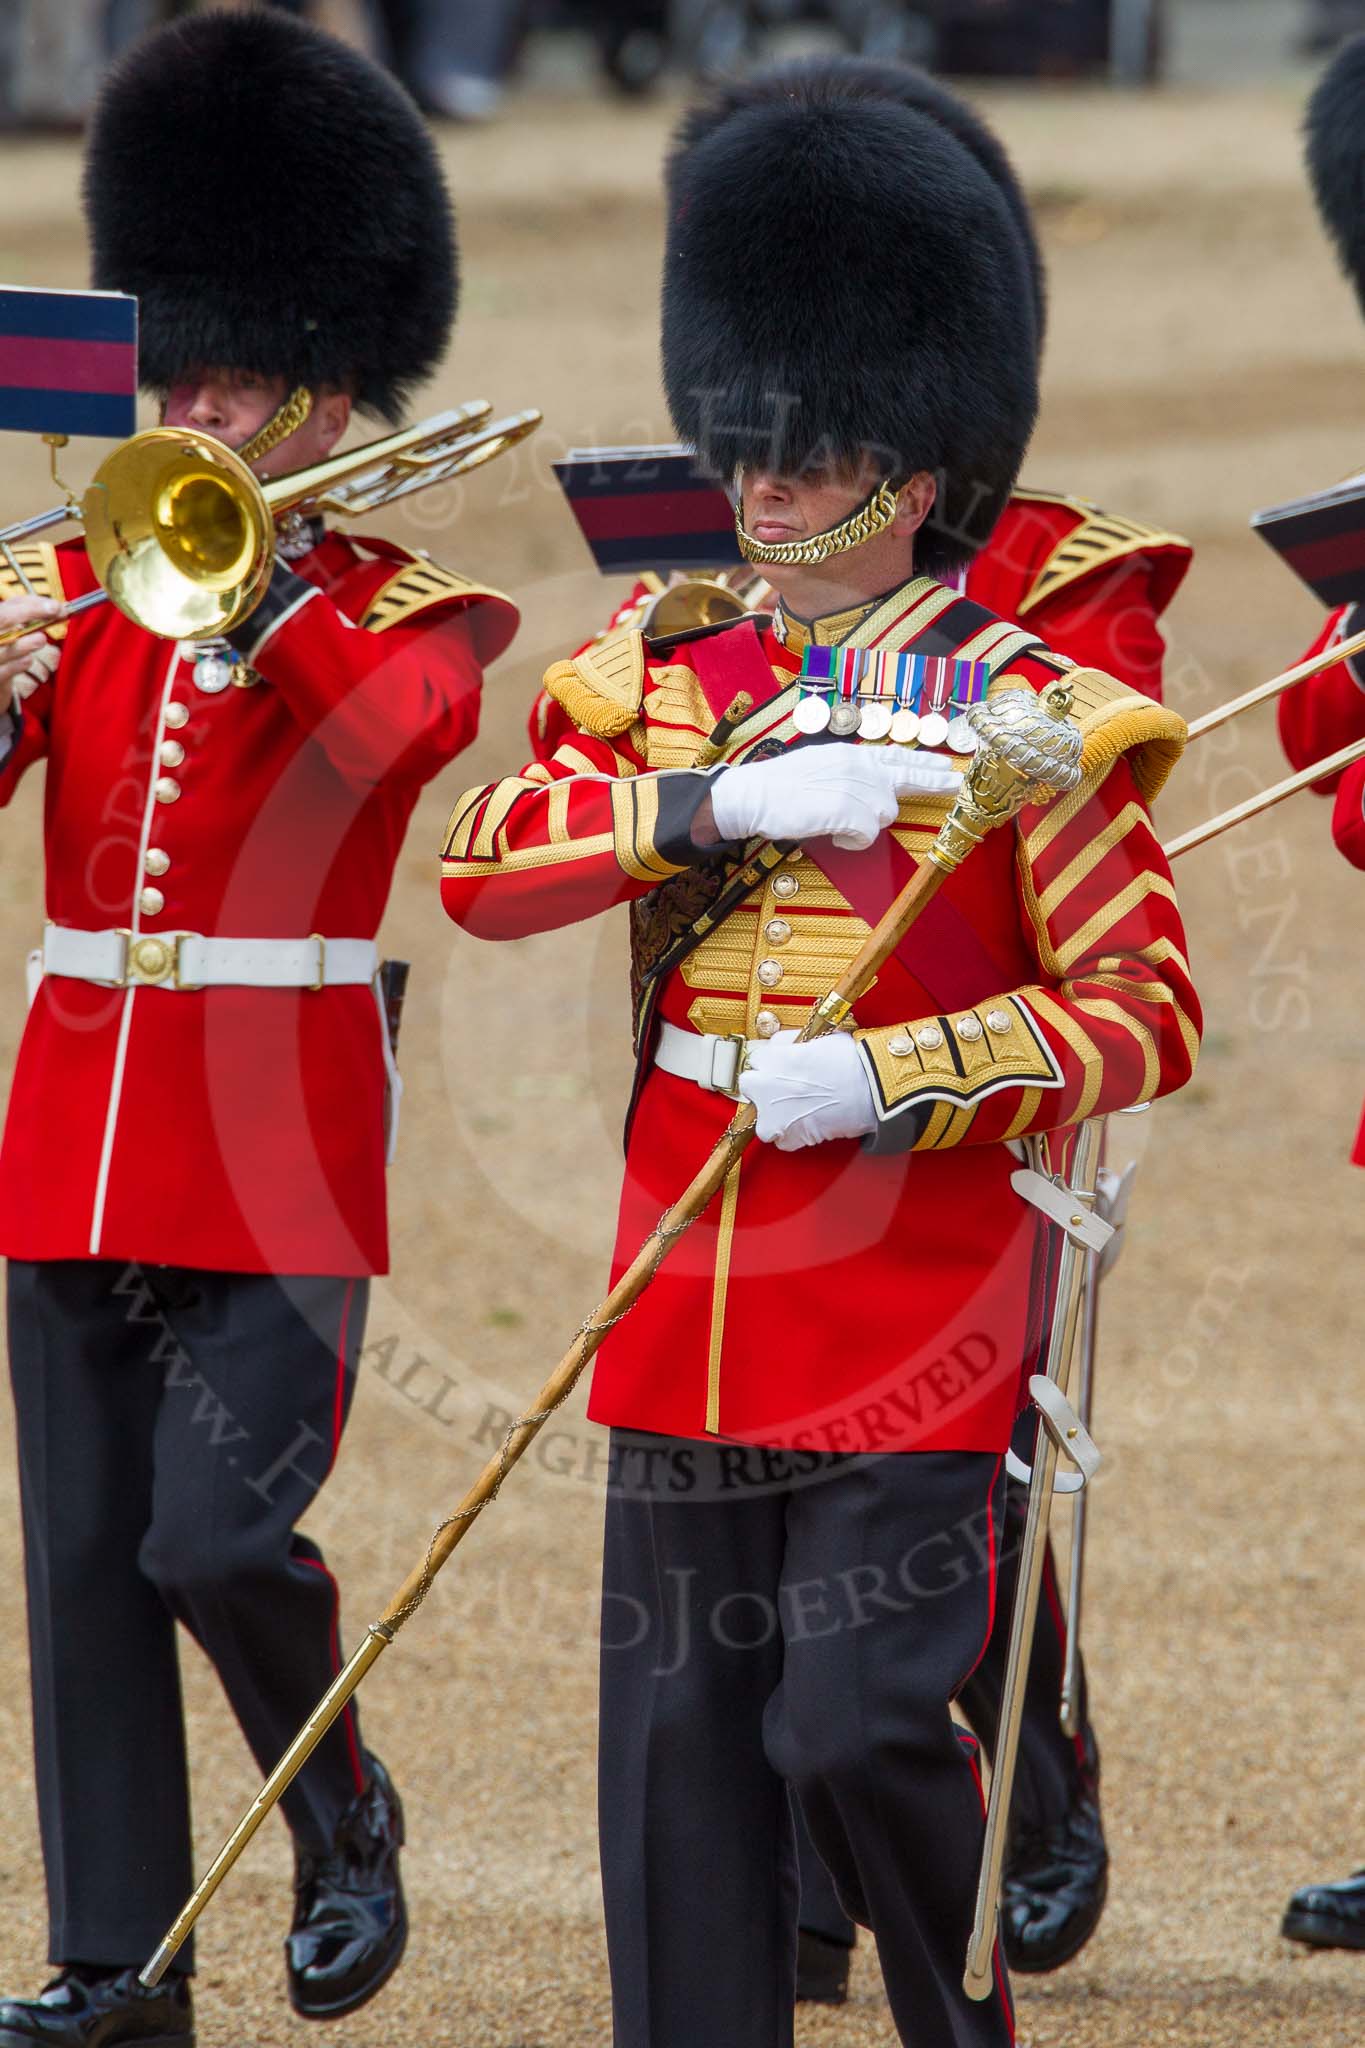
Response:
[193, 653, 233, 696]
[946, 715, 979, 755]
[793, 693, 832, 735]
[859, 703, 893, 741]
[917, 711, 950, 750]
[829, 701, 861, 737]
[889, 708, 921, 746]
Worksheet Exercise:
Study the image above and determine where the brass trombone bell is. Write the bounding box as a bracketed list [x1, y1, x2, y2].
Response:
[643, 574, 755, 638]
[84, 428, 274, 641]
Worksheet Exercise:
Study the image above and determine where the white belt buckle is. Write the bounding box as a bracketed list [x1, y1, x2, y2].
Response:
[709, 1033, 749, 1099]
[117, 929, 204, 990]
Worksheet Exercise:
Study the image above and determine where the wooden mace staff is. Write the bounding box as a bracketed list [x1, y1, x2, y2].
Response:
[139, 682, 1087, 1987]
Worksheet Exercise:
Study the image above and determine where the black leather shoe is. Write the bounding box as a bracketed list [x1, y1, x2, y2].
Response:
[1282, 1869, 1365, 1951]
[1001, 1735, 1109, 1973]
[795, 1929, 851, 2005]
[0, 1967, 192, 2048]
[286, 1756, 408, 2020]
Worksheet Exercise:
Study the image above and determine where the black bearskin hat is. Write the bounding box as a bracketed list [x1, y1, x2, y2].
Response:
[662, 60, 1039, 575]
[84, 8, 457, 421]
[672, 56, 1045, 354]
[1306, 36, 1365, 321]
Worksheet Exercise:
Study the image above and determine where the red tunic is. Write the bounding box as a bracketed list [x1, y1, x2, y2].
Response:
[0, 532, 517, 1276]
[444, 574, 1199, 1454]
[1277, 602, 1365, 1158]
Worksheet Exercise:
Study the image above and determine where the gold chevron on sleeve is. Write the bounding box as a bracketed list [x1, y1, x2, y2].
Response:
[1028, 986, 1104, 1119]
[1051, 871, 1180, 974]
[1032, 800, 1149, 925]
[0, 541, 68, 639]
[1073, 993, 1160, 1101]
[360, 556, 510, 633]
[1018, 506, 1191, 618]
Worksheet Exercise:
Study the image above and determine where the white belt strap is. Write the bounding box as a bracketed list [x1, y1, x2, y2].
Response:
[653, 1018, 1029, 1162]
[41, 924, 379, 991]
[653, 1019, 758, 1099]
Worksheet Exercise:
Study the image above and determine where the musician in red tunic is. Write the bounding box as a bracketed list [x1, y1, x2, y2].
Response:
[526, 63, 1193, 1999]
[0, 18, 517, 2047]
[442, 59, 1199, 2048]
[1273, 33, 1365, 1959]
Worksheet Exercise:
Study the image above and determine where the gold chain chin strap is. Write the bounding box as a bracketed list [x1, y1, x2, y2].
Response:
[735, 477, 901, 567]
[239, 384, 314, 466]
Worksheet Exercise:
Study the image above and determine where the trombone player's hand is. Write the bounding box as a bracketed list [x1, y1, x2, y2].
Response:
[0, 596, 62, 708]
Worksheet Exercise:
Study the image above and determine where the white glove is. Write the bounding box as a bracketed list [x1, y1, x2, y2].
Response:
[711, 742, 962, 851]
[10, 638, 59, 705]
[739, 1028, 877, 1151]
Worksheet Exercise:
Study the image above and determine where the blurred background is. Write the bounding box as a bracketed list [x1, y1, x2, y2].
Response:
[6, 0, 1365, 127]
[0, 4, 1363, 2047]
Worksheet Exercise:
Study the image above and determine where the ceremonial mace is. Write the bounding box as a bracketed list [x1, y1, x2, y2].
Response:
[139, 683, 1086, 1989]
[964, 716, 1365, 1996]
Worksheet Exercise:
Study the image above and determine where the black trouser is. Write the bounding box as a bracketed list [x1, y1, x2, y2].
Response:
[7, 1259, 370, 1971]
[598, 1431, 1014, 2048]
[797, 1401, 1094, 1945]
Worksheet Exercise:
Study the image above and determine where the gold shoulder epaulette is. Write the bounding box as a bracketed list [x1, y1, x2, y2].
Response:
[1016, 500, 1191, 618]
[0, 542, 68, 639]
[542, 626, 646, 740]
[360, 555, 509, 634]
[1059, 665, 1186, 805]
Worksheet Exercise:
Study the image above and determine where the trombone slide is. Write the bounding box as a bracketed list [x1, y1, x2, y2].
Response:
[0, 588, 107, 650]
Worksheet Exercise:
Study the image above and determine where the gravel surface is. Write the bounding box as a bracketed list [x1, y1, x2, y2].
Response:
[0, 60, 1361, 2048]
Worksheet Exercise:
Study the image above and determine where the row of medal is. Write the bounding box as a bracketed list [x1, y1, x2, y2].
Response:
[793, 647, 990, 753]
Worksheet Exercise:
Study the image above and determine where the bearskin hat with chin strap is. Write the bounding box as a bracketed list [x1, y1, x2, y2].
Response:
[83, 8, 457, 423]
[1306, 36, 1365, 323]
[662, 58, 1039, 576]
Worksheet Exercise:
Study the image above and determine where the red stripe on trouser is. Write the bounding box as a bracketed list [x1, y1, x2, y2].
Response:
[954, 1727, 1016, 2042]
[957, 1452, 1004, 1690]
[298, 1552, 367, 1795]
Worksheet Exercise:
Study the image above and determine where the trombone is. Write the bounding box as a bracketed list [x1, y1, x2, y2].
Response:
[0, 399, 542, 648]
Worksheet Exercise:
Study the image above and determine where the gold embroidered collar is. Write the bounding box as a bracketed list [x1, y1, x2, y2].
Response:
[771, 575, 944, 656]
[771, 596, 876, 655]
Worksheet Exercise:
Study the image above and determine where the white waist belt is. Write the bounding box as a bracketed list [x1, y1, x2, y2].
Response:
[653, 1017, 1028, 1162]
[653, 1019, 758, 1098]
[41, 924, 379, 991]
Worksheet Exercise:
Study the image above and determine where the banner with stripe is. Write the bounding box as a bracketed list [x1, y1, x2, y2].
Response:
[0, 286, 138, 440]
[552, 444, 743, 574]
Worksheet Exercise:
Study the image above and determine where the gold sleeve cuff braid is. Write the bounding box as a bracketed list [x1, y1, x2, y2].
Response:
[609, 771, 717, 883]
[543, 627, 646, 740]
[857, 995, 1064, 1136]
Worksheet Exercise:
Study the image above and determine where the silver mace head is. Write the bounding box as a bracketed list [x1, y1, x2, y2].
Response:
[929, 682, 1085, 875]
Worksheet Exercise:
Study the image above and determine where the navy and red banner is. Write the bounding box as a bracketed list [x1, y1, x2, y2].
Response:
[0, 286, 138, 440]
[1253, 472, 1365, 610]
[552, 445, 743, 574]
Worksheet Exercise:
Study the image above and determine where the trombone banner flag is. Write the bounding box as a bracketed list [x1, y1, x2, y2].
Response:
[0, 287, 138, 440]
[553, 445, 744, 574]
